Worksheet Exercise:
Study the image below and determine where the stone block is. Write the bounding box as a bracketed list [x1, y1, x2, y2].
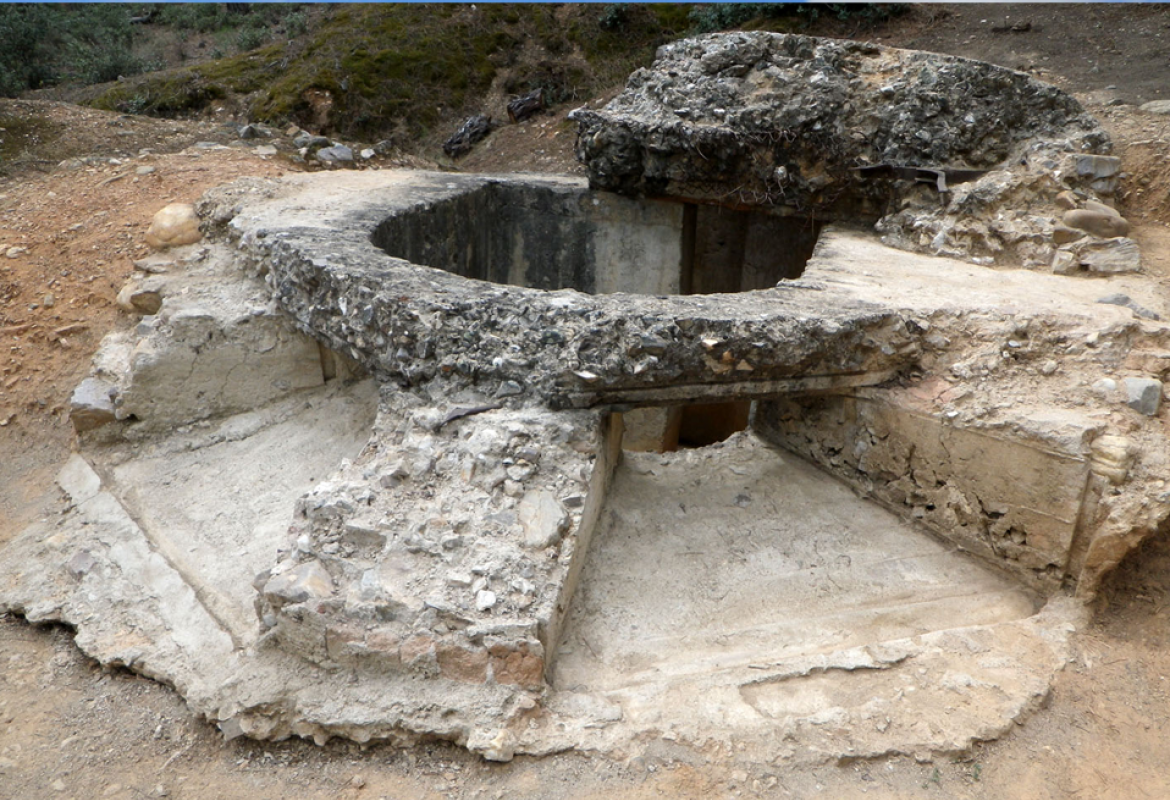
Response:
[115, 281, 163, 315]
[117, 307, 325, 428]
[69, 377, 117, 432]
[1124, 378, 1162, 416]
[518, 490, 569, 549]
[489, 643, 544, 688]
[1075, 154, 1122, 180]
[1076, 237, 1142, 274]
[437, 644, 489, 683]
[325, 623, 365, 663]
[399, 634, 438, 675]
[262, 560, 333, 607]
[1051, 250, 1080, 275]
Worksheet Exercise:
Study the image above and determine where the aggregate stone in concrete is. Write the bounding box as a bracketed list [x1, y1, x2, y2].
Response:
[572, 31, 1116, 269]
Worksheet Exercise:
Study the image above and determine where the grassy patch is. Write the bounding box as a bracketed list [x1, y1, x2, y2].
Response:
[89, 5, 694, 143]
[84, 3, 905, 150]
[0, 113, 63, 170]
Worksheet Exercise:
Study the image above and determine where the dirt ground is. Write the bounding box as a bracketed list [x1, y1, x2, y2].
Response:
[5, 5, 1170, 799]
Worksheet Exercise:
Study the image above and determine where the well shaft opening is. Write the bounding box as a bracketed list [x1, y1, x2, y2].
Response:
[371, 183, 822, 298]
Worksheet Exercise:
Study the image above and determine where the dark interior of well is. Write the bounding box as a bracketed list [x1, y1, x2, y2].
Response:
[681, 203, 822, 293]
[662, 203, 822, 450]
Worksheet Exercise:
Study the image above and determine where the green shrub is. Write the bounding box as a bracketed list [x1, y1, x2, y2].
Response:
[0, 4, 160, 96]
[687, 2, 907, 35]
[283, 10, 308, 38]
[0, 5, 56, 95]
[236, 24, 269, 52]
[689, 3, 796, 34]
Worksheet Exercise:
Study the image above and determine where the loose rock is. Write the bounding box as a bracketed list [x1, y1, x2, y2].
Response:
[1140, 100, 1170, 115]
[1096, 293, 1160, 320]
[115, 281, 163, 315]
[69, 378, 117, 432]
[316, 145, 354, 165]
[1062, 209, 1129, 239]
[145, 203, 201, 250]
[1072, 237, 1142, 274]
[1125, 378, 1163, 416]
[443, 115, 493, 158]
[262, 560, 334, 607]
[518, 490, 570, 549]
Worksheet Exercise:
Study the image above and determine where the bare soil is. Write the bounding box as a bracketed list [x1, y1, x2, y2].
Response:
[4, 5, 1170, 799]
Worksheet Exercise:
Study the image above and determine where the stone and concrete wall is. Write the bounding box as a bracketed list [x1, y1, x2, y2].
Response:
[215, 171, 910, 412]
[754, 393, 1094, 592]
[573, 32, 1131, 272]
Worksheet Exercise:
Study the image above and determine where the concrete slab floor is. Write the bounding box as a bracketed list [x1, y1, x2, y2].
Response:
[555, 432, 1037, 692]
[102, 379, 379, 647]
[540, 432, 1073, 762]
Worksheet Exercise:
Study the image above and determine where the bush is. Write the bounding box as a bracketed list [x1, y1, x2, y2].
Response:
[0, 5, 60, 95]
[689, 3, 796, 34]
[283, 10, 308, 38]
[236, 24, 269, 52]
[687, 3, 907, 35]
[0, 4, 157, 96]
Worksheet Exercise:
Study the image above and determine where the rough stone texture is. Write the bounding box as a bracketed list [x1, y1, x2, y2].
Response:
[1124, 377, 1162, 416]
[573, 32, 1117, 269]
[215, 171, 916, 410]
[316, 145, 354, 165]
[443, 115, 493, 158]
[69, 377, 117, 432]
[115, 280, 164, 315]
[85, 245, 328, 432]
[757, 392, 1093, 587]
[1067, 236, 1142, 274]
[251, 393, 619, 692]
